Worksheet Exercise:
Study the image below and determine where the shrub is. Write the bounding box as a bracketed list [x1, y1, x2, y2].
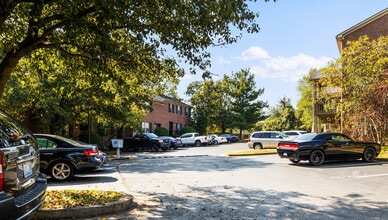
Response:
[180, 126, 196, 134]
[79, 131, 102, 147]
[154, 127, 169, 136]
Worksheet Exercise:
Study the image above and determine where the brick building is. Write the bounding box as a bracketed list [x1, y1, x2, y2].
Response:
[142, 95, 192, 136]
[311, 8, 388, 132]
[336, 8, 388, 53]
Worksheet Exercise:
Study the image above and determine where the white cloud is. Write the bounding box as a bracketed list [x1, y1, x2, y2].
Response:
[250, 53, 332, 82]
[238, 46, 270, 61]
[216, 56, 231, 64]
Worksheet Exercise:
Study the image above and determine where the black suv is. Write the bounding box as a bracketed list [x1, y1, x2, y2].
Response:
[0, 110, 47, 219]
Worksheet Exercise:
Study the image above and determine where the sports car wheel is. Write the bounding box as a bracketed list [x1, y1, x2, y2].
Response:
[309, 150, 324, 166]
[49, 161, 74, 181]
[362, 147, 376, 162]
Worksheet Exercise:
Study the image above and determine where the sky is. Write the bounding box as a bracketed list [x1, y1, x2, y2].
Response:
[176, 0, 388, 109]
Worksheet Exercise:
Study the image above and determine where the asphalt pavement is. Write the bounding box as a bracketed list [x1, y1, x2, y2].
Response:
[37, 143, 388, 219]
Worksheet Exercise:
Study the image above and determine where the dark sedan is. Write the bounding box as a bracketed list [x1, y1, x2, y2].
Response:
[220, 134, 239, 143]
[159, 136, 183, 149]
[277, 132, 381, 166]
[35, 134, 104, 181]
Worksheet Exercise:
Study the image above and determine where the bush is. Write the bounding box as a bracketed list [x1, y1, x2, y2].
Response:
[79, 131, 102, 147]
[180, 126, 196, 134]
[154, 127, 169, 136]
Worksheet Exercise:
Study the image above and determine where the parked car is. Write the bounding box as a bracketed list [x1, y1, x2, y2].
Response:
[220, 134, 239, 143]
[247, 131, 291, 149]
[0, 110, 47, 220]
[178, 133, 208, 147]
[283, 130, 307, 137]
[122, 133, 170, 151]
[35, 134, 104, 181]
[277, 132, 381, 166]
[159, 136, 183, 149]
[207, 134, 228, 145]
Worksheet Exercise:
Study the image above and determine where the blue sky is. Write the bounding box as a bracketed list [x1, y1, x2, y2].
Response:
[177, 0, 388, 109]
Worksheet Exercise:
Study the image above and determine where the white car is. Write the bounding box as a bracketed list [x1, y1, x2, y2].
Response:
[283, 130, 307, 137]
[207, 134, 228, 145]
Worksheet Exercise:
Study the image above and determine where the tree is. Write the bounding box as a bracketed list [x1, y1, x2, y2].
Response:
[295, 69, 315, 132]
[262, 97, 298, 131]
[320, 35, 388, 144]
[0, 49, 149, 133]
[186, 80, 215, 134]
[228, 69, 268, 138]
[0, 0, 274, 95]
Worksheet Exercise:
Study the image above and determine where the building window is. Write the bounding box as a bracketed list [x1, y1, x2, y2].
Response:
[185, 107, 191, 116]
[168, 104, 173, 112]
[175, 123, 182, 135]
[176, 105, 181, 114]
[142, 122, 150, 133]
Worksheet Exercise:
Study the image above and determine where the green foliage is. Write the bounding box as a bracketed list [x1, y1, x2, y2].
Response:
[228, 69, 268, 136]
[295, 70, 315, 131]
[79, 131, 102, 147]
[154, 127, 169, 136]
[0, 0, 275, 133]
[180, 126, 196, 134]
[262, 97, 299, 131]
[0, 0, 274, 94]
[186, 69, 267, 136]
[320, 35, 388, 144]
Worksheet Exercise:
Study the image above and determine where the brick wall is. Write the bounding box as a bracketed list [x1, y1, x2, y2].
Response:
[342, 13, 388, 47]
[143, 100, 191, 135]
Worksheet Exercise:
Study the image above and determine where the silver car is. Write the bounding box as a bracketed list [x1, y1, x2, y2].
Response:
[247, 131, 290, 149]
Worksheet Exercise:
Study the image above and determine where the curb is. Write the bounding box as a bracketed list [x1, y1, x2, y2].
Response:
[33, 194, 134, 219]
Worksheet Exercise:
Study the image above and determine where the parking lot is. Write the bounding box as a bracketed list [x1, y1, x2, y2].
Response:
[47, 143, 388, 219]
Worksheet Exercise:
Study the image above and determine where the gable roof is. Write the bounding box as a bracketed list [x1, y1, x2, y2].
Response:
[154, 95, 192, 107]
[336, 8, 388, 52]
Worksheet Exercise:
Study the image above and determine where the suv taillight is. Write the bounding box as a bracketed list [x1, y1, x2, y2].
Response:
[0, 155, 3, 191]
[84, 149, 98, 156]
[248, 138, 251, 142]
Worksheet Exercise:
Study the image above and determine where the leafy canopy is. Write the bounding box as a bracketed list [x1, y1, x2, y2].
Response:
[0, 0, 275, 132]
[0, 0, 274, 94]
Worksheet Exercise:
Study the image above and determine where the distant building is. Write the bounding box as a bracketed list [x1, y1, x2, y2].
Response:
[142, 95, 192, 136]
[311, 8, 388, 132]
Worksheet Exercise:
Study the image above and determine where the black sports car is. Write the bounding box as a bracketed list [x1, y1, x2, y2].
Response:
[277, 132, 381, 166]
[35, 134, 104, 181]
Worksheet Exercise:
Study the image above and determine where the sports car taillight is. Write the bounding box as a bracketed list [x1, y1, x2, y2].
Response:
[278, 143, 298, 149]
[0, 155, 3, 191]
[84, 149, 99, 156]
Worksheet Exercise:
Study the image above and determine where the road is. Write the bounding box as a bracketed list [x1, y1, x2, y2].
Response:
[47, 143, 388, 219]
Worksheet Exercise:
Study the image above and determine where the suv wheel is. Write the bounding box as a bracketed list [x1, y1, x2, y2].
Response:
[253, 143, 262, 149]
